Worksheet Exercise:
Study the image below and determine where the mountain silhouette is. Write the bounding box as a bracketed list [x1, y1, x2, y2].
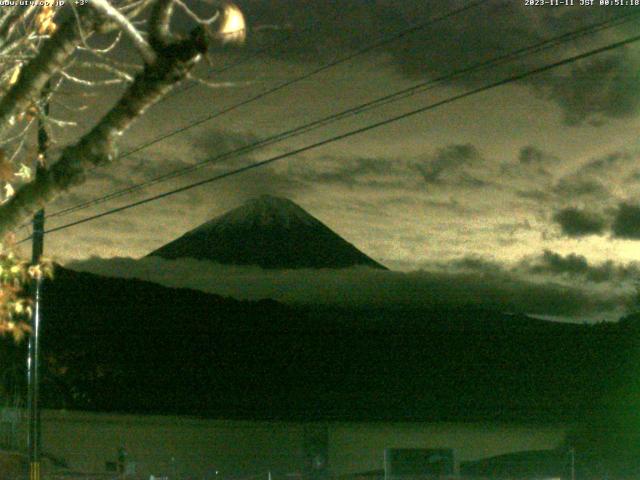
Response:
[0, 265, 627, 423]
[148, 195, 387, 269]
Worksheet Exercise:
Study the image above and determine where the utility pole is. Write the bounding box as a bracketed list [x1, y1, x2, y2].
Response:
[27, 84, 49, 480]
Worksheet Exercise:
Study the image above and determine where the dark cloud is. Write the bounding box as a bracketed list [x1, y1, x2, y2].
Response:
[518, 146, 558, 166]
[105, 129, 264, 187]
[221, 168, 304, 204]
[505, 147, 555, 184]
[446, 250, 639, 287]
[516, 189, 552, 202]
[333, 144, 488, 189]
[286, 156, 406, 188]
[160, 129, 304, 204]
[532, 250, 590, 276]
[190, 130, 263, 163]
[612, 203, 640, 239]
[553, 207, 606, 237]
[240, 0, 392, 62]
[509, 148, 637, 207]
[422, 198, 470, 214]
[67, 255, 623, 319]
[500, 146, 559, 189]
[57, 129, 306, 215]
[494, 220, 533, 237]
[539, 49, 640, 126]
[416, 144, 482, 184]
[579, 151, 635, 175]
[553, 177, 610, 200]
[208, 143, 490, 191]
[446, 256, 504, 274]
[524, 250, 640, 284]
[551, 150, 638, 204]
[238, 0, 640, 124]
[628, 170, 640, 182]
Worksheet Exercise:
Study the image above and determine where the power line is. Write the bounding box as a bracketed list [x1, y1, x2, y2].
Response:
[42, 10, 640, 221]
[89, 1, 492, 163]
[24, 31, 640, 241]
[24, 0, 490, 229]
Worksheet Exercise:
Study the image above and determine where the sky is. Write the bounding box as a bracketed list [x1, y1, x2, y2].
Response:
[23, 0, 640, 321]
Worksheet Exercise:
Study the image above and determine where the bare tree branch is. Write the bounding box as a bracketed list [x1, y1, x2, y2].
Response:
[77, 31, 123, 54]
[0, 0, 250, 334]
[0, 8, 100, 139]
[60, 70, 127, 87]
[174, 0, 220, 26]
[0, 27, 209, 235]
[120, 0, 156, 19]
[0, 5, 38, 45]
[90, 0, 157, 64]
[149, 0, 175, 49]
[73, 61, 136, 82]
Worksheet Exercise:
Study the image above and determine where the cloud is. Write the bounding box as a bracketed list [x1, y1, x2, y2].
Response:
[240, 0, 391, 62]
[133, 129, 306, 206]
[190, 130, 262, 162]
[553, 207, 606, 237]
[416, 144, 483, 184]
[84, 129, 265, 194]
[528, 250, 591, 277]
[553, 177, 610, 201]
[66, 255, 625, 319]
[539, 49, 640, 126]
[44, 129, 307, 222]
[549, 148, 640, 205]
[238, 0, 640, 125]
[523, 250, 640, 284]
[444, 250, 640, 291]
[285, 156, 408, 189]
[518, 146, 558, 167]
[509, 147, 640, 211]
[262, 144, 489, 191]
[578, 151, 635, 176]
[612, 203, 640, 239]
[501, 147, 559, 202]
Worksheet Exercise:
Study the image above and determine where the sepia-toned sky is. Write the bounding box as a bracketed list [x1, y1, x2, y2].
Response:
[32, 0, 640, 321]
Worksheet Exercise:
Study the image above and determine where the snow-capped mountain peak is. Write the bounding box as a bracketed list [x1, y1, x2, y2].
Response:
[201, 195, 318, 230]
[148, 196, 387, 270]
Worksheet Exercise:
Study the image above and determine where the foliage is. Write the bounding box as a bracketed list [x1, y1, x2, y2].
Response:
[0, 2, 59, 341]
[0, 235, 52, 342]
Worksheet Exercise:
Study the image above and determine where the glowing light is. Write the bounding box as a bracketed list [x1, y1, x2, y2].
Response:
[218, 3, 246, 44]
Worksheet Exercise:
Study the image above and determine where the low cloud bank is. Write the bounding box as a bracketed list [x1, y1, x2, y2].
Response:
[66, 255, 630, 321]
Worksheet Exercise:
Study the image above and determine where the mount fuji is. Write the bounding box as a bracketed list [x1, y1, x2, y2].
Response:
[148, 195, 387, 269]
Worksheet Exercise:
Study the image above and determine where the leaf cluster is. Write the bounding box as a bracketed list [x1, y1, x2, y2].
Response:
[0, 235, 52, 342]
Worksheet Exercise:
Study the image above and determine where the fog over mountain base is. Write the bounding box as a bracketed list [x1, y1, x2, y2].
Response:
[66, 256, 629, 322]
